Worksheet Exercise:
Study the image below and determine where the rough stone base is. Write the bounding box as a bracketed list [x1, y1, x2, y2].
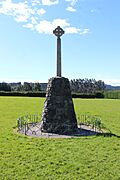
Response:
[41, 77, 78, 134]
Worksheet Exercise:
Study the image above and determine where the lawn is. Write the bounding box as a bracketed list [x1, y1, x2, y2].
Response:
[0, 97, 120, 180]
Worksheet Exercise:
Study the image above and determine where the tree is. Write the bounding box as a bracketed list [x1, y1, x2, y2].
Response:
[70, 78, 105, 93]
[0, 82, 11, 91]
[23, 82, 32, 91]
[32, 83, 41, 91]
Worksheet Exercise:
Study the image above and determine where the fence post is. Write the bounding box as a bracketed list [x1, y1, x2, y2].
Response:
[17, 118, 19, 129]
[25, 121, 27, 135]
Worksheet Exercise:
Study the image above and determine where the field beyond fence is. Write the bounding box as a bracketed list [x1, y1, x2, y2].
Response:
[104, 90, 120, 99]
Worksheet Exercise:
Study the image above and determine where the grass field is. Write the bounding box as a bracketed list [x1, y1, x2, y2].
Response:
[104, 90, 120, 99]
[0, 97, 120, 180]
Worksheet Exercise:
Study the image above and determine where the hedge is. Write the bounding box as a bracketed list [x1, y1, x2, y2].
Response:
[72, 92, 104, 98]
[0, 91, 104, 98]
[0, 91, 46, 97]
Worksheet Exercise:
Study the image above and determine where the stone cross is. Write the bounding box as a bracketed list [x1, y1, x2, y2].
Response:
[53, 26, 65, 77]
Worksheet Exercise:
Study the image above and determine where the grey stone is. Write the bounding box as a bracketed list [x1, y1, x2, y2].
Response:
[41, 77, 78, 134]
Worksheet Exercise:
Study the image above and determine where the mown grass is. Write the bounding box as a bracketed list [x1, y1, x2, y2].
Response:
[0, 97, 120, 180]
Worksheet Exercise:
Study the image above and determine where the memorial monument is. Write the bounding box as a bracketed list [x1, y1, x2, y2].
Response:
[41, 26, 78, 134]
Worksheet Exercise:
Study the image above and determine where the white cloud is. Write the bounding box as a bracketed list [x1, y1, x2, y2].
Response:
[41, 0, 59, 6]
[104, 79, 120, 86]
[23, 23, 34, 30]
[35, 18, 90, 35]
[35, 19, 69, 34]
[65, 27, 90, 35]
[65, 0, 78, 6]
[65, 26, 79, 33]
[65, 0, 78, 13]
[30, 16, 38, 24]
[0, 0, 89, 36]
[32, 0, 41, 6]
[35, 20, 52, 33]
[66, 6, 76, 12]
[15, 15, 28, 22]
[79, 28, 90, 35]
[32, 0, 59, 6]
[37, 8, 46, 15]
[52, 18, 70, 28]
[0, 0, 35, 22]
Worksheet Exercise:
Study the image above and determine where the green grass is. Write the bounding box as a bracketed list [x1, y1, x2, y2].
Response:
[104, 90, 120, 99]
[0, 97, 120, 180]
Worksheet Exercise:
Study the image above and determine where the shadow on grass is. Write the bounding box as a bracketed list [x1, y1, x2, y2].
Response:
[67, 128, 120, 138]
[96, 132, 120, 138]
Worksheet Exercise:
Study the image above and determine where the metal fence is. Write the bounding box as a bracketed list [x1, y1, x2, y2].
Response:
[17, 113, 110, 135]
[17, 114, 42, 135]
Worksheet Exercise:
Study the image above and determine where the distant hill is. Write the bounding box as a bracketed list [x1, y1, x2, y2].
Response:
[105, 84, 120, 90]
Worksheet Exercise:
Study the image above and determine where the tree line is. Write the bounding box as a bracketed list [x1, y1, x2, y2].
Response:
[0, 78, 105, 93]
[70, 79, 105, 93]
[0, 82, 41, 92]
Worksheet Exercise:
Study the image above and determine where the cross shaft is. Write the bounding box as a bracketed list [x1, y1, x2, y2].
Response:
[53, 26, 65, 77]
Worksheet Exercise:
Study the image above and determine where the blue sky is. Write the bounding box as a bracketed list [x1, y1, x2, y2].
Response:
[0, 0, 120, 86]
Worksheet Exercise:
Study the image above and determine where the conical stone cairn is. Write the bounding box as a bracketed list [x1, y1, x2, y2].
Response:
[41, 77, 78, 134]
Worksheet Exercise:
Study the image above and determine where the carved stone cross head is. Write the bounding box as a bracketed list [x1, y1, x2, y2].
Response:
[53, 26, 65, 38]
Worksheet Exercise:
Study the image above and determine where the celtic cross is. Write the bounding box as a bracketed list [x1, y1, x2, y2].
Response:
[53, 26, 65, 38]
[53, 26, 65, 77]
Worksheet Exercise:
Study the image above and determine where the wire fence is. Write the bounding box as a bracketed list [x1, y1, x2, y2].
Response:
[17, 113, 110, 135]
[77, 114, 110, 133]
[17, 114, 42, 135]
